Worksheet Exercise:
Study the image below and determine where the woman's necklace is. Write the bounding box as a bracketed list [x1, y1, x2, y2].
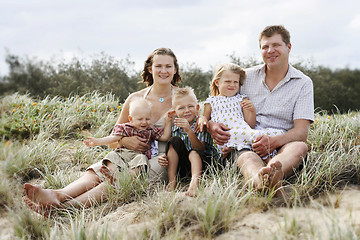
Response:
[153, 86, 173, 103]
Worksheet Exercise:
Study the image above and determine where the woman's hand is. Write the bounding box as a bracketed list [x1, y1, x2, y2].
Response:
[158, 154, 168, 168]
[121, 136, 149, 152]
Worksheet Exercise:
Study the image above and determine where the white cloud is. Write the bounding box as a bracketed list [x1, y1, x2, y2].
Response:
[1, 0, 360, 76]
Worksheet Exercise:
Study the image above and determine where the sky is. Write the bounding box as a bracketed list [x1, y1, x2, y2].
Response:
[1, 0, 360, 76]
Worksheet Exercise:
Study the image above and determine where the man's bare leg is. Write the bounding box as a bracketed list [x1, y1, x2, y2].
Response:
[237, 151, 272, 190]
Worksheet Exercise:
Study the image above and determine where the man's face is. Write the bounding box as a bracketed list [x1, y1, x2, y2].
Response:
[260, 33, 291, 69]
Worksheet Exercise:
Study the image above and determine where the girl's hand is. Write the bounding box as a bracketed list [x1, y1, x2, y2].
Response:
[197, 116, 208, 132]
[174, 117, 191, 133]
[158, 154, 168, 168]
[241, 99, 255, 112]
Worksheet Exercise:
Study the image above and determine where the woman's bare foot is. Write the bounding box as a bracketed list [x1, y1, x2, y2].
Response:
[100, 165, 116, 184]
[22, 196, 54, 217]
[185, 178, 199, 197]
[23, 183, 61, 208]
[166, 180, 177, 191]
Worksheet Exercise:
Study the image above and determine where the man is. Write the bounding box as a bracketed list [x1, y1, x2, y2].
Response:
[209, 25, 314, 192]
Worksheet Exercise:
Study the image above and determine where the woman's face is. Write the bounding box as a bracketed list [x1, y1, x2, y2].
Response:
[149, 55, 177, 85]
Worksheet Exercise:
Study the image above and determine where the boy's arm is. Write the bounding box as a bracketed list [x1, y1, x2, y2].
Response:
[84, 135, 122, 147]
[241, 98, 256, 129]
[186, 129, 206, 151]
[173, 117, 206, 150]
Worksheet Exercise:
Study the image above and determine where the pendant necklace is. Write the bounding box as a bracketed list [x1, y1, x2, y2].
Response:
[157, 86, 173, 103]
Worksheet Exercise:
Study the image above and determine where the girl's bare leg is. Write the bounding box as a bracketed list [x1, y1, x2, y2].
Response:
[185, 151, 202, 197]
[166, 144, 179, 191]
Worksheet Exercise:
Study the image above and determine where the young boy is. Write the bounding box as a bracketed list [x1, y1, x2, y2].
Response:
[84, 97, 173, 181]
[158, 87, 216, 197]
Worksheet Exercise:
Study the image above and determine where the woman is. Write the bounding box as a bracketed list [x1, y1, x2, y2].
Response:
[115, 47, 181, 181]
[23, 48, 181, 215]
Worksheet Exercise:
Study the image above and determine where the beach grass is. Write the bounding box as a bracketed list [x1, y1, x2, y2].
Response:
[0, 92, 359, 239]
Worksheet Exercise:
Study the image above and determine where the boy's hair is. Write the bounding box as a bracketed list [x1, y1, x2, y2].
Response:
[172, 86, 198, 107]
[210, 63, 246, 96]
[129, 97, 152, 116]
[259, 25, 291, 47]
[141, 48, 182, 87]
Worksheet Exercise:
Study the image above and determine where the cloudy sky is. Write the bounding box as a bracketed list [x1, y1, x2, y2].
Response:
[1, 0, 360, 76]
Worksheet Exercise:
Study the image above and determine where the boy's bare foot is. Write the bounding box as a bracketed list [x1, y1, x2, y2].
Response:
[185, 178, 199, 197]
[100, 165, 116, 184]
[22, 196, 54, 217]
[23, 183, 61, 208]
[166, 180, 177, 191]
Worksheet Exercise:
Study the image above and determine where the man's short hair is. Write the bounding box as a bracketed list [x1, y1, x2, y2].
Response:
[259, 25, 291, 47]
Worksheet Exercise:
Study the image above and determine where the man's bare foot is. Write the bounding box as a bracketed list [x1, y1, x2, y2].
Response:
[100, 165, 116, 184]
[166, 180, 176, 191]
[23, 183, 61, 208]
[22, 196, 54, 217]
[185, 178, 199, 197]
[245, 166, 272, 191]
[267, 161, 284, 189]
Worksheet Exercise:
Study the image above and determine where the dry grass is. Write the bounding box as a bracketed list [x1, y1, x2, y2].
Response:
[0, 92, 359, 239]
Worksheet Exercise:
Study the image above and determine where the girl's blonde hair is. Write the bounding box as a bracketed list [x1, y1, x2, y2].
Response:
[210, 63, 246, 96]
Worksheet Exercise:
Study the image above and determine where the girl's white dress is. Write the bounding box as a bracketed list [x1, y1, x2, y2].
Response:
[205, 93, 285, 155]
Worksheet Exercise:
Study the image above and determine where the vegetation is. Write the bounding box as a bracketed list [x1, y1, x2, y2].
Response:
[0, 92, 359, 239]
[0, 52, 359, 113]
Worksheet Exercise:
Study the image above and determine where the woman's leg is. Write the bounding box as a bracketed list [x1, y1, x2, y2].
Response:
[24, 169, 102, 208]
[186, 151, 202, 197]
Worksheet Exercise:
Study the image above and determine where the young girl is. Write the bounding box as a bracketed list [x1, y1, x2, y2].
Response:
[199, 63, 285, 158]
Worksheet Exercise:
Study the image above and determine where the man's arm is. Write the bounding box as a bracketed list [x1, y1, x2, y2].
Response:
[252, 119, 311, 158]
[207, 120, 231, 145]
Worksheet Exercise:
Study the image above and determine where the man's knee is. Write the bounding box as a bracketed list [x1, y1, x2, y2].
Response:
[236, 151, 260, 167]
[281, 141, 308, 158]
